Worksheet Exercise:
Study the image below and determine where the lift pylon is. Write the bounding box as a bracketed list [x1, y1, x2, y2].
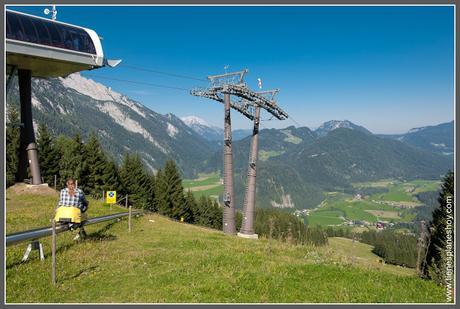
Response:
[191, 70, 253, 234]
[190, 70, 287, 236]
[238, 89, 280, 239]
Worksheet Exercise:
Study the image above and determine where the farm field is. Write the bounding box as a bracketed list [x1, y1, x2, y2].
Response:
[6, 188, 445, 303]
[183, 172, 223, 200]
[306, 210, 344, 226]
[305, 179, 440, 227]
[183, 175, 441, 228]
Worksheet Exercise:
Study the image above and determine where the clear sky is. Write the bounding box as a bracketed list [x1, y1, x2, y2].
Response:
[8, 5, 454, 134]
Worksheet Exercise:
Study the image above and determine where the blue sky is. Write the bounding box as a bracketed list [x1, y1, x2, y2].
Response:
[9, 5, 454, 134]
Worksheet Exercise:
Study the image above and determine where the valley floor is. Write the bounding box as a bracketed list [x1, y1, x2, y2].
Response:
[304, 179, 441, 228]
[6, 187, 446, 303]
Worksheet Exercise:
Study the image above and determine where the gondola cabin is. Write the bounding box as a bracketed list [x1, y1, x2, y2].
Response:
[6, 9, 106, 77]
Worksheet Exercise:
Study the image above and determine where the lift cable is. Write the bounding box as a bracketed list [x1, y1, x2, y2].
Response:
[287, 113, 303, 127]
[83, 74, 191, 92]
[120, 64, 208, 82]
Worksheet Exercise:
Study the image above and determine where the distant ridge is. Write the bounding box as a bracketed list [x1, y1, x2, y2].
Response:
[315, 120, 372, 137]
[181, 115, 252, 142]
[378, 121, 453, 156]
[203, 124, 452, 209]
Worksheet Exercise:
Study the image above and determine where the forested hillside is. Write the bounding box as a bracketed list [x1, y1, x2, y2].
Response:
[204, 126, 452, 209]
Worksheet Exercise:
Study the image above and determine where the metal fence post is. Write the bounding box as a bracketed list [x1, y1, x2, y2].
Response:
[129, 205, 132, 233]
[51, 219, 56, 286]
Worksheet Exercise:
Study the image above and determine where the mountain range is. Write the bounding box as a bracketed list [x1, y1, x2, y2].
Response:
[6, 73, 454, 209]
[201, 122, 453, 209]
[181, 115, 252, 144]
[7, 73, 212, 178]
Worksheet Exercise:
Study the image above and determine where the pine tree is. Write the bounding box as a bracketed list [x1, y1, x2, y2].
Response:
[422, 171, 455, 284]
[119, 153, 152, 209]
[144, 172, 156, 211]
[184, 190, 198, 224]
[192, 196, 223, 229]
[210, 198, 223, 230]
[55, 134, 85, 189]
[84, 132, 110, 196]
[6, 106, 20, 187]
[55, 135, 74, 188]
[154, 168, 168, 214]
[196, 195, 211, 227]
[37, 123, 59, 185]
[74, 134, 90, 192]
[102, 159, 121, 196]
[155, 160, 187, 220]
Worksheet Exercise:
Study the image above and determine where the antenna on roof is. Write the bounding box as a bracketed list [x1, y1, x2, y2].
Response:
[44, 5, 57, 21]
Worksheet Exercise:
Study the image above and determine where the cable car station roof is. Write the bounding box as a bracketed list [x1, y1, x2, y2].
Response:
[6, 9, 108, 77]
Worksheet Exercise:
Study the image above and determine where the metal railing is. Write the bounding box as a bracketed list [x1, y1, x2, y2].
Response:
[6, 210, 142, 247]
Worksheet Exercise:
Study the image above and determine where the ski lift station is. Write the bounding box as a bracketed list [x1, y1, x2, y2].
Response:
[6, 8, 120, 185]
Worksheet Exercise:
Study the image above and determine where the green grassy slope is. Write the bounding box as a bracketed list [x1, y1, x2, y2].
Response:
[6, 188, 446, 303]
[327, 237, 413, 277]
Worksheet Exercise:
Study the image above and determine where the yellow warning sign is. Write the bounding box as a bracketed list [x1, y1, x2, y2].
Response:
[106, 191, 117, 204]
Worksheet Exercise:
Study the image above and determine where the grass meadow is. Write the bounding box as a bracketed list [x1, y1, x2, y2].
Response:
[6, 187, 446, 303]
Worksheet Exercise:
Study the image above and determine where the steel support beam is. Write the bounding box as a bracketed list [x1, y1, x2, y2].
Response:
[223, 85, 287, 120]
[17, 69, 42, 185]
[239, 105, 261, 238]
[190, 88, 255, 120]
[223, 93, 236, 234]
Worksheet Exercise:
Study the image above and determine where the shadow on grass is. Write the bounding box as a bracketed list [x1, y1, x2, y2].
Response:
[85, 232, 117, 242]
[60, 265, 100, 282]
[85, 221, 118, 242]
[6, 221, 119, 270]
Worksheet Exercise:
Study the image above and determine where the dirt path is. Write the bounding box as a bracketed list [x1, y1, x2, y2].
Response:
[188, 184, 221, 191]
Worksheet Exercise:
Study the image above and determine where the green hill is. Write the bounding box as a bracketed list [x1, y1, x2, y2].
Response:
[204, 127, 452, 209]
[6, 189, 446, 303]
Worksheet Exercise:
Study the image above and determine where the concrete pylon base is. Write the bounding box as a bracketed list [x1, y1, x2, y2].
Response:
[237, 232, 259, 239]
[26, 183, 49, 188]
